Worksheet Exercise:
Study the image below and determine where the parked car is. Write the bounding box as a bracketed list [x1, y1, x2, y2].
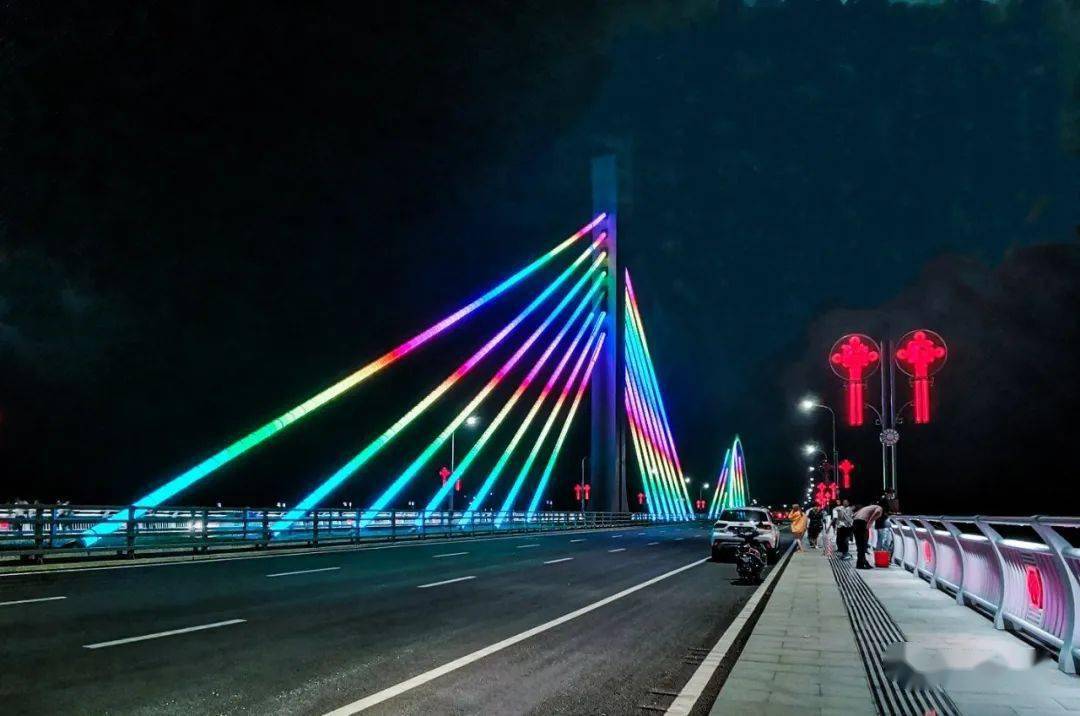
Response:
[711, 507, 780, 562]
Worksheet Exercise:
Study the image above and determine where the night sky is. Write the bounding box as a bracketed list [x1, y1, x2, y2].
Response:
[2, 2, 1078, 515]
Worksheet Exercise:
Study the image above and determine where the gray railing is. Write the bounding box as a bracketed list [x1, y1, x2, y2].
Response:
[0, 503, 679, 565]
[889, 514, 1080, 675]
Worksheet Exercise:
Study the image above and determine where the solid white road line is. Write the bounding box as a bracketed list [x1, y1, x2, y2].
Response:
[608, 548, 626, 553]
[611, 534, 623, 538]
[569, 539, 586, 543]
[432, 552, 469, 559]
[665, 543, 796, 715]
[0, 595, 66, 607]
[516, 544, 541, 549]
[323, 558, 708, 714]
[417, 575, 476, 589]
[543, 557, 573, 565]
[647, 542, 660, 546]
[83, 619, 246, 649]
[266, 566, 341, 578]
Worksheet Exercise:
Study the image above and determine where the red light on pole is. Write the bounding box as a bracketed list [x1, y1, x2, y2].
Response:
[637, 492, 645, 506]
[895, 329, 947, 425]
[438, 466, 451, 485]
[455, 479, 462, 492]
[583, 484, 591, 502]
[829, 334, 880, 427]
[573, 484, 582, 501]
[838, 459, 854, 489]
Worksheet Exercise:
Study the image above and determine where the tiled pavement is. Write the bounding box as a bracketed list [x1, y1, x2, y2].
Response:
[709, 549, 877, 715]
[863, 565, 1080, 715]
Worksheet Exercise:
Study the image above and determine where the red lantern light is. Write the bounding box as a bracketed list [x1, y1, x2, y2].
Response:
[438, 466, 451, 485]
[895, 329, 947, 425]
[923, 541, 933, 563]
[838, 459, 854, 489]
[573, 484, 582, 500]
[583, 484, 591, 501]
[454, 479, 462, 492]
[637, 492, 645, 506]
[1026, 565, 1044, 610]
[830, 334, 881, 427]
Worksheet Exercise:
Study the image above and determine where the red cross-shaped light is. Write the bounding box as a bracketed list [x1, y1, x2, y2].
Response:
[838, 459, 854, 489]
[895, 329, 947, 424]
[829, 334, 880, 426]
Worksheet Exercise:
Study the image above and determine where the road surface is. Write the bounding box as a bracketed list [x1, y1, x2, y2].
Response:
[1, 523, 786, 714]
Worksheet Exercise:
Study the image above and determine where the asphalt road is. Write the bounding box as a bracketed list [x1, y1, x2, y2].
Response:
[0, 523, 786, 715]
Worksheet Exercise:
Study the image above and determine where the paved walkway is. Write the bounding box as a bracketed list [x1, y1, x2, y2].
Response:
[708, 548, 1080, 715]
[709, 549, 877, 715]
[863, 566, 1080, 715]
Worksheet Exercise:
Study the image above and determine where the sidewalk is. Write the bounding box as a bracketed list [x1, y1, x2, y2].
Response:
[708, 548, 1080, 715]
[708, 549, 878, 715]
[863, 566, 1080, 715]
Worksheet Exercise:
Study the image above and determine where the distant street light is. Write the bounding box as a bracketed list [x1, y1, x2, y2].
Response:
[799, 395, 840, 489]
[449, 414, 481, 511]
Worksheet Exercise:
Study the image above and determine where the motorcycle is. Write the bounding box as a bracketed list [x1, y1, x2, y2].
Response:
[732, 525, 766, 584]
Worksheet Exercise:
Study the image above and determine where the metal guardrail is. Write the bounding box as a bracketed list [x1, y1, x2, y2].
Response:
[0, 504, 679, 565]
[888, 514, 1080, 675]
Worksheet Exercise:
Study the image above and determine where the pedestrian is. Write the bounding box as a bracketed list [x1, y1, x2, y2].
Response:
[853, 503, 883, 569]
[835, 499, 854, 560]
[877, 488, 900, 550]
[807, 505, 824, 549]
[823, 499, 838, 556]
[789, 505, 808, 551]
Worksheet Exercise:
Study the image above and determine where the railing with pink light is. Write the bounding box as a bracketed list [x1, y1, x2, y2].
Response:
[888, 515, 1079, 675]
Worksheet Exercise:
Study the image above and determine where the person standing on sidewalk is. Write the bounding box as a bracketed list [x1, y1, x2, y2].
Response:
[853, 503, 883, 569]
[807, 505, 824, 549]
[789, 505, 808, 551]
[834, 500, 853, 560]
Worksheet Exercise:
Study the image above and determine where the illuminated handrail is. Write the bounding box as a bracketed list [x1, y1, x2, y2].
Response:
[888, 514, 1079, 675]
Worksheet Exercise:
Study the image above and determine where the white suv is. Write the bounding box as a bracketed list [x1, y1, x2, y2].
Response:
[711, 507, 780, 562]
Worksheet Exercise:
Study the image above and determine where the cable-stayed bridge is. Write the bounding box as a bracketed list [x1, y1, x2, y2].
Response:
[0, 158, 775, 716]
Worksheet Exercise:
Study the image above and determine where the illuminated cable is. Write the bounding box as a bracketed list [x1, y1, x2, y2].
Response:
[624, 321, 687, 518]
[495, 313, 605, 522]
[82, 215, 606, 545]
[459, 312, 604, 522]
[624, 370, 677, 518]
[270, 245, 606, 535]
[624, 376, 673, 518]
[624, 274, 693, 515]
[708, 448, 731, 519]
[361, 273, 603, 527]
[525, 334, 605, 518]
[624, 390, 660, 517]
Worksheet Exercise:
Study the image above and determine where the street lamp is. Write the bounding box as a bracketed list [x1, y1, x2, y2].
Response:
[798, 395, 840, 490]
[450, 414, 481, 511]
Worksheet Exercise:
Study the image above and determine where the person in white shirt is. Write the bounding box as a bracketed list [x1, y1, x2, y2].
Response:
[853, 504, 883, 569]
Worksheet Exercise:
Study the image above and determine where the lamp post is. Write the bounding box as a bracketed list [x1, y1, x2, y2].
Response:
[799, 396, 839, 490]
[580, 456, 588, 513]
[450, 414, 481, 511]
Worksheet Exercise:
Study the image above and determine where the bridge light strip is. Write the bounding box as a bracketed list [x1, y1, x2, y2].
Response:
[623, 388, 660, 519]
[624, 308, 683, 517]
[624, 372, 676, 519]
[458, 311, 605, 523]
[623, 316, 686, 519]
[269, 245, 606, 536]
[625, 299, 691, 516]
[625, 272, 689, 497]
[362, 275, 603, 527]
[422, 304, 601, 522]
[81, 215, 606, 546]
[624, 272, 693, 516]
[525, 333, 605, 518]
[495, 312, 606, 522]
[624, 369, 678, 518]
[708, 448, 731, 519]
